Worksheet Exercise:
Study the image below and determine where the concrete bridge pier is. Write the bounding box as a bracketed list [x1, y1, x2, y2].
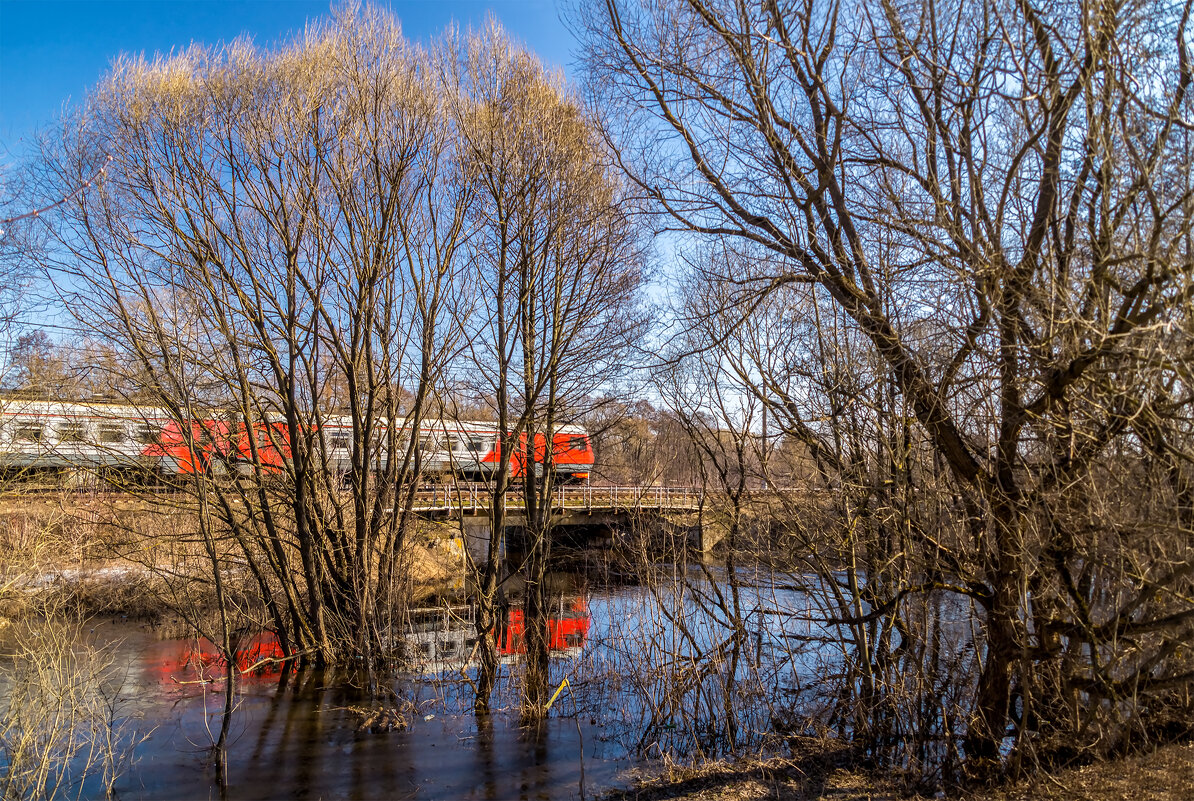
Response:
[461, 520, 497, 565]
[696, 518, 730, 554]
[655, 512, 729, 556]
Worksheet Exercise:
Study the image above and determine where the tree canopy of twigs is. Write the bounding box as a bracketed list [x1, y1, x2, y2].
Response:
[32, 6, 473, 666]
[443, 22, 648, 715]
[578, 0, 1194, 784]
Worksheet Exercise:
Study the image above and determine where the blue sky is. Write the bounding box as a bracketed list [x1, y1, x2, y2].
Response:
[0, 0, 579, 163]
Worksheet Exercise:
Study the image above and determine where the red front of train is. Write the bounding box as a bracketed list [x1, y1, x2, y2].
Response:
[139, 418, 594, 481]
[478, 429, 595, 483]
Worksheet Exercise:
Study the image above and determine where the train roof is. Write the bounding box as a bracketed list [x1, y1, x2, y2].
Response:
[0, 399, 591, 436]
[0, 398, 175, 420]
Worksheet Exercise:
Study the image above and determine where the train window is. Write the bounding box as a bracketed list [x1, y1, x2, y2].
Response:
[58, 422, 86, 442]
[134, 424, 159, 444]
[15, 424, 43, 442]
[466, 438, 484, 453]
[97, 424, 126, 444]
[329, 435, 350, 451]
[418, 436, 437, 452]
[569, 436, 588, 451]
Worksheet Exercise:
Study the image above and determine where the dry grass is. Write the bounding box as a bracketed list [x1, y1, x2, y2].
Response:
[607, 741, 1194, 801]
[0, 495, 470, 623]
[0, 496, 190, 624]
[979, 743, 1194, 801]
[606, 740, 901, 801]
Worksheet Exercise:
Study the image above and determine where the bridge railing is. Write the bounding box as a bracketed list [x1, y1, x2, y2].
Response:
[404, 483, 706, 512]
[558, 484, 705, 511]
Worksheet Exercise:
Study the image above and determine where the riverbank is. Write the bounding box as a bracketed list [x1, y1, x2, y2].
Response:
[609, 741, 1194, 800]
[0, 495, 468, 622]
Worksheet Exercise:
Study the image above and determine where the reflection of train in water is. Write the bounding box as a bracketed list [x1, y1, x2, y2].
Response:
[0, 398, 594, 483]
[142, 632, 289, 684]
[142, 600, 591, 682]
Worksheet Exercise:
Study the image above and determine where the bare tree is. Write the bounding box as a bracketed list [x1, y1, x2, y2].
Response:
[583, 399, 705, 486]
[445, 21, 648, 716]
[580, 0, 1194, 783]
[0, 167, 44, 388]
[33, 6, 471, 667]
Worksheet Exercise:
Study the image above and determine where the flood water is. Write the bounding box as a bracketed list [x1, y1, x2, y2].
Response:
[5, 567, 832, 801]
[114, 638, 613, 800]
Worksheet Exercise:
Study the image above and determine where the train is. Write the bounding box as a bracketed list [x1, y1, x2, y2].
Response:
[0, 398, 594, 483]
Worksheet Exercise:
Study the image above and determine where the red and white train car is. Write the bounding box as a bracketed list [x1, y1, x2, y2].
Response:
[0, 398, 594, 483]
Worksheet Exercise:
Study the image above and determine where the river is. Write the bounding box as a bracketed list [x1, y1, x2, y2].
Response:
[3, 566, 824, 800]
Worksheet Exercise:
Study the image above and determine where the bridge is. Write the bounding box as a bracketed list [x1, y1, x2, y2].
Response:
[405, 484, 705, 516]
[404, 484, 722, 554]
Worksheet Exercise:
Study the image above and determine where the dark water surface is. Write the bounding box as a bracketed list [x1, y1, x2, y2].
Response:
[121, 665, 612, 800]
[11, 568, 823, 801]
[91, 609, 631, 801]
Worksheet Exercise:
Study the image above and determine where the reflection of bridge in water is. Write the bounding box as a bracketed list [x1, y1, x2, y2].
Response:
[142, 600, 592, 681]
[406, 599, 590, 673]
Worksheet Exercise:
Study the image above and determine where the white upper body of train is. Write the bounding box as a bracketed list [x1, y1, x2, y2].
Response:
[0, 398, 595, 481]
